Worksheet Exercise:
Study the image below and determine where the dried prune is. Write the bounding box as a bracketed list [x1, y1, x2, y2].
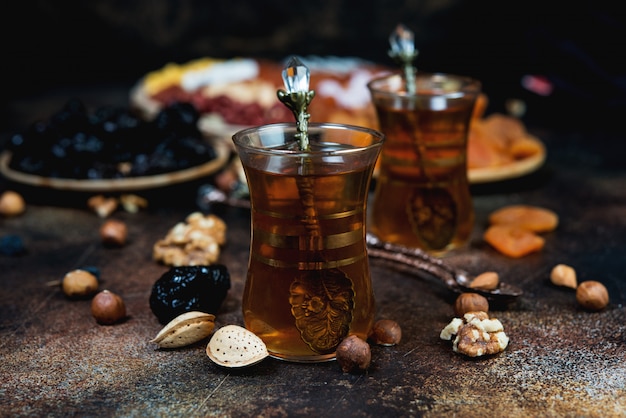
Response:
[149, 264, 231, 324]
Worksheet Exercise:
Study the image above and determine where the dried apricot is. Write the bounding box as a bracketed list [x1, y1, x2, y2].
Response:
[488, 205, 558, 233]
[483, 224, 545, 258]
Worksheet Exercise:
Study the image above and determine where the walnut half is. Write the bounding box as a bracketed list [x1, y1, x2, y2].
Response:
[440, 311, 509, 357]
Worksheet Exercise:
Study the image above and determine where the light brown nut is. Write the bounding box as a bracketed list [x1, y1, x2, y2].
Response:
[454, 293, 489, 316]
[0, 190, 26, 217]
[91, 290, 126, 325]
[100, 219, 128, 247]
[550, 264, 577, 289]
[206, 325, 268, 368]
[469, 271, 499, 290]
[576, 281, 609, 311]
[151, 311, 216, 348]
[62, 269, 99, 299]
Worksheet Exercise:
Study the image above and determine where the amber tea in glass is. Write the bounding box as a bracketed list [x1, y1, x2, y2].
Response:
[233, 122, 384, 362]
[368, 73, 481, 253]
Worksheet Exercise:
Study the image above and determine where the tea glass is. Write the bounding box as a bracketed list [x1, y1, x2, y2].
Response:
[232, 122, 384, 362]
[367, 72, 481, 253]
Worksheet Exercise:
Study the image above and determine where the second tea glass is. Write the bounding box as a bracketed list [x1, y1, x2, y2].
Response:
[368, 72, 481, 253]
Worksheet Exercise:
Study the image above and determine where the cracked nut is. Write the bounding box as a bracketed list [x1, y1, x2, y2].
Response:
[469, 271, 499, 290]
[576, 280, 609, 311]
[151, 311, 216, 348]
[0, 190, 26, 217]
[550, 264, 577, 289]
[369, 319, 402, 346]
[454, 292, 489, 316]
[440, 311, 509, 357]
[62, 269, 99, 298]
[91, 290, 126, 325]
[336, 335, 371, 373]
[100, 219, 128, 247]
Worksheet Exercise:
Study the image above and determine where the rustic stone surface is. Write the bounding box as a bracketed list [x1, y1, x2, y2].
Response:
[1, 87, 626, 417]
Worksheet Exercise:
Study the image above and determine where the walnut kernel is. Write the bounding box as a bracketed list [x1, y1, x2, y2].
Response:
[440, 312, 509, 357]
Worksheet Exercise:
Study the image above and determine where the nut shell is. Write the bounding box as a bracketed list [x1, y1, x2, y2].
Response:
[151, 311, 216, 348]
[206, 325, 268, 368]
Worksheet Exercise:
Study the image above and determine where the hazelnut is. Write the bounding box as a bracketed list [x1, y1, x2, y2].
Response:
[369, 319, 402, 346]
[91, 290, 126, 325]
[469, 271, 499, 290]
[62, 269, 99, 299]
[550, 264, 577, 289]
[0, 190, 26, 217]
[454, 292, 489, 316]
[100, 219, 128, 247]
[576, 281, 609, 311]
[336, 335, 371, 374]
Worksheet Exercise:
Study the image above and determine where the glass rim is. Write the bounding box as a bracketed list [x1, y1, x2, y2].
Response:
[367, 71, 481, 98]
[232, 122, 385, 157]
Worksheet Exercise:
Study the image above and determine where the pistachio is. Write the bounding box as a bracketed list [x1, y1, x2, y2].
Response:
[206, 324, 269, 368]
[151, 311, 216, 348]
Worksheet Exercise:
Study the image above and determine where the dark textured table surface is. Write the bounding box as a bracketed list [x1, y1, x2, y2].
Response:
[1, 85, 625, 417]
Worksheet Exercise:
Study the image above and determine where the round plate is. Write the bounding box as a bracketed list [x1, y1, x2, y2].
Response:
[468, 135, 546, 184]
[0, 139, 230, 192]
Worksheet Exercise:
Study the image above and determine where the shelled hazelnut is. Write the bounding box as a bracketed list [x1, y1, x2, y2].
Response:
[336, 335, 371, 373]
[62, 269, 99, 299]
[369, 319, 402, 346]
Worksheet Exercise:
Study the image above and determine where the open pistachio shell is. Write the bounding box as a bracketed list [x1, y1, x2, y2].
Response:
[150, 311, 216, 348]
[206, 324, 269, 368]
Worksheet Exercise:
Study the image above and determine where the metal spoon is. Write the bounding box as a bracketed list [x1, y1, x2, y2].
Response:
[198, 185, 523, 302]
[365, 233, 523, 303]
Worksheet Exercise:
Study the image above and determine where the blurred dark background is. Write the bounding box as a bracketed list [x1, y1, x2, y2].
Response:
[2, 0, 626, 130]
